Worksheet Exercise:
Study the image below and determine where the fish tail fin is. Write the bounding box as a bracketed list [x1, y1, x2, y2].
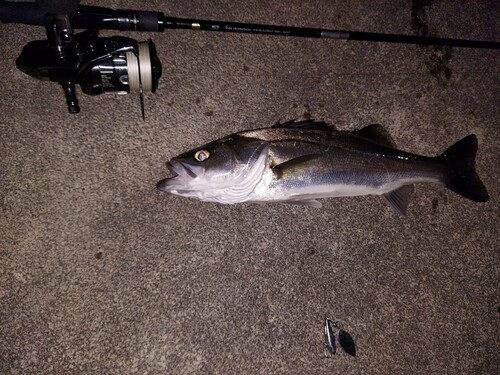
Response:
[439, 134, 489, 202]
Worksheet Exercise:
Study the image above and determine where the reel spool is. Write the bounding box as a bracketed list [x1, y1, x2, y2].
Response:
[126, 41, 156, 93]
[125, 40, 160, 118]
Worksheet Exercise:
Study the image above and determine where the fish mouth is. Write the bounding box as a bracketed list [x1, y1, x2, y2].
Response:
[168, 159, 204, 178]
[157, 160, 203, 192]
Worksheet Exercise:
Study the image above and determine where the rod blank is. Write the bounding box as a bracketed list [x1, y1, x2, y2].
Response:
[160, 16, 500, 50]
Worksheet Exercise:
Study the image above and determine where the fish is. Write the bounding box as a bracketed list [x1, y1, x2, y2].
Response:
[157, 119, 489, 214]
[324, 317, 336, 356]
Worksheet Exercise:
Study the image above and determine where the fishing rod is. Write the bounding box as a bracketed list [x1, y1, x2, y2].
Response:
[160, 17, 499, 49]
[1, 0, 499, 116]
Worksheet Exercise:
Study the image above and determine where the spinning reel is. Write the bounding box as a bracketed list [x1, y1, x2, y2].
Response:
[9, 0, 162, 117]
[1, 0, 498, 118]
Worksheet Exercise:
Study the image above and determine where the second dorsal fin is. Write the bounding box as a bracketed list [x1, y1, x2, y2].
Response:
[354, 124, 397, 148]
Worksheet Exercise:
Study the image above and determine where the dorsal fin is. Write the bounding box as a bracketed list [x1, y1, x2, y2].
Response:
[272, 119, 333, 131]
[354, 124, 397, 148]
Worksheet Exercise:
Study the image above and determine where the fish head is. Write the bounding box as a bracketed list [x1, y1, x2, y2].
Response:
[157, 135, 269, 204]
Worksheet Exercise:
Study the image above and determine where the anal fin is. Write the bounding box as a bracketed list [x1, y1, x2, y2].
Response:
[383, 185, 414, 216]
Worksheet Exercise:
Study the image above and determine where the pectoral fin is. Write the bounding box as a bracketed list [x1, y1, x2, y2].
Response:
[383, 185, 414, 216]
[273, 154, 321, 180]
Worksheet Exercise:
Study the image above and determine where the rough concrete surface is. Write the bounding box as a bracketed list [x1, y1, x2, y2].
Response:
[0, 1, 498, 374]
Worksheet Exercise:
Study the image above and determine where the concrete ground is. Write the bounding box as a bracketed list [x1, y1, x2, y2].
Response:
[0, 1, 498, 374]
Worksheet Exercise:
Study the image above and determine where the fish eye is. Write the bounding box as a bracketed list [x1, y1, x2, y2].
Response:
[194, 149, 210, 162]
